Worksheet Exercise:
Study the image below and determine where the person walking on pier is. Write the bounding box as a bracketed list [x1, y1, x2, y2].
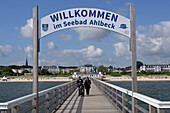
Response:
[84, 77, 91, 95]
[77, 76, 84, 96]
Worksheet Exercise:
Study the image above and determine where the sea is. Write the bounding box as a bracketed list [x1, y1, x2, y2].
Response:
[109, 81, 170, 101]
[0, 81, 170, 112]
[0, 81, 67, 102]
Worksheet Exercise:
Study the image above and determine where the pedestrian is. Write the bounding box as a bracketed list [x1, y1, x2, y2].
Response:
[84, 77, 91, 95]
[77, 76, 84, 96]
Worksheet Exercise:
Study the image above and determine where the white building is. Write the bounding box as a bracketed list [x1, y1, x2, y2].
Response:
[12, 68, 33, 73]
[41, 66, 61, 73]
[140, 64, 170, 72]
[79, 64, 97, 73]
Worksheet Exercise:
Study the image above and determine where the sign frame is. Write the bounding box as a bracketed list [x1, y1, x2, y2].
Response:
[32, 6, 137, 113]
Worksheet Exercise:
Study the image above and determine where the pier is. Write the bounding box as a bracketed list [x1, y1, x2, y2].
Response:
[55, 81, 120, 113]
[0, 78, 170, 113]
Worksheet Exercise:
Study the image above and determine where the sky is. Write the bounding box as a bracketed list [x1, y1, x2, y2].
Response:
[1, 0, 170, 67]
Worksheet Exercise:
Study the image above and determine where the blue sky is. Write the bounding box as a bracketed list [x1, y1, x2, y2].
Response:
[1, 0, 170, 67]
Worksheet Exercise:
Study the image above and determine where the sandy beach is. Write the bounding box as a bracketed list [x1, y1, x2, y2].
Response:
[1, 76, 170, 82]
[104, 76, 170, 81]
[0, 77, 72, 82]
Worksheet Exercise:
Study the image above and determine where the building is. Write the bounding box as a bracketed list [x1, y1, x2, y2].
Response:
[41, 66, 78, 73]
[79, 64, 97, 73]
[41, 66, 61, 73]
[12, 68, 33, 73]
[60, 66, 78, 73]
[140, 64, 170, 72]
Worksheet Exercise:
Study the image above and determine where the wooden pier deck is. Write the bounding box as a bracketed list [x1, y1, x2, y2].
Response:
[54, 81, 121, 113]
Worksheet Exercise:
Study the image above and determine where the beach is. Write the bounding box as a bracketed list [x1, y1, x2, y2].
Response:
[0, 77, 72, 82]
[104, 76, 170, 81]
[1, 76, 170, 82]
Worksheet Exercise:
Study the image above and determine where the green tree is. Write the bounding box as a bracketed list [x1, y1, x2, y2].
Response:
[121, 69, 127, 75]
[98, 65, 108, 74]
[2, 67, 13, 76]
[137, 61, 143, 70]
[22, 70, 29, 75]
[39, 69, 50, 75]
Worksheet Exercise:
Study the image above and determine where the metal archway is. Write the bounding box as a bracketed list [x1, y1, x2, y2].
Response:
[32, 6, 137, 113]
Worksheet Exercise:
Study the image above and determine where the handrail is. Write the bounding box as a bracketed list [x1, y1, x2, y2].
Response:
[92, 78, 170, 113]
[0, 79, 78, 113]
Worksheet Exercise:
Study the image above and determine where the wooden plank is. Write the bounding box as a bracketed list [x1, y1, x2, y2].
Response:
[157, 108, 165, 113]
[1, 110, 9, 113]
[122, 93, 126, 113]
[116, 89, 119, 108]
[53, 89, 57, 109]
[46, 93, 49, 113]
[12, 106, 18, 113]
[149, 105, 156, 113]
[135, 104, 148, 113]
[54, 81, 121, 113]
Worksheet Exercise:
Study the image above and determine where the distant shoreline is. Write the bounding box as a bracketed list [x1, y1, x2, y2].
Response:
[104, 77, 170, 81]
[0, 77, 72, 82]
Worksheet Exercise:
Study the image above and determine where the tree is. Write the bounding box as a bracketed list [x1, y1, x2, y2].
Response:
[108, 66, 113, 74]
[137, 61, 143, 70]
[121, 69, 127, 75]
[2, 67, 13, 76]
[98, 65, 108, 74]
[39, 69, 50, 75]
[22, 70, 29, 75]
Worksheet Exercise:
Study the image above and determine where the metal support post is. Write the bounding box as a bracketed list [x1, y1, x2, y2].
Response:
[32, 5, 39, 113]
[131, 5, 138, 113]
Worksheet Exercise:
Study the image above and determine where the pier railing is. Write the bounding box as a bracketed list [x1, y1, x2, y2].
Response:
[92, 78, 170, 113]
[0, 80, 77, 113]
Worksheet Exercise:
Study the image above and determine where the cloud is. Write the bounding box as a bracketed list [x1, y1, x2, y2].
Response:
[17, 45, 22, 50]
[137, 25, 146, 31]
[112, 21, 170, 64]
[20, 18, 33, 38]
[116, 8, 128, 16]
[73, 27, 110, 42]
[113, 42, 130, 58]
[48, 42, 57, 49]
[58, 33, 72, 41]
[114, 33, 129, 41]
[105, 0, 112, 5]
[61, 45, 103, 58]
[42, 45, 104, 65]
[125, 2, 133, 6]
[24, 45, 33, 58]
[0, 45, 13, 57]
[149, 21, 170, 38]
